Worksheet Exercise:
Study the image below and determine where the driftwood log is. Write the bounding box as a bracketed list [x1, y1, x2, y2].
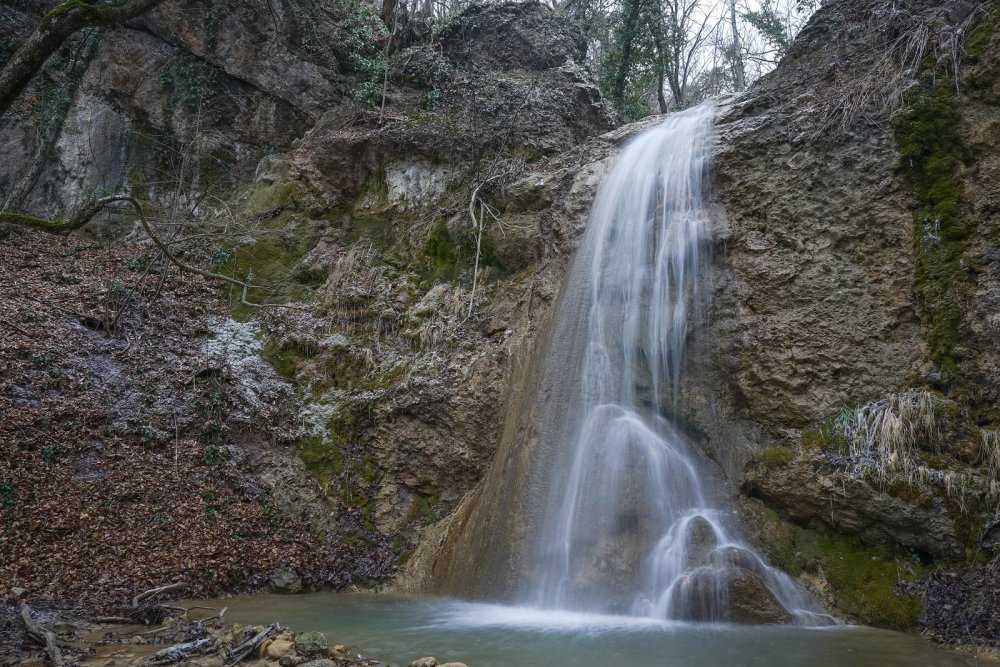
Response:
[227, 622, 282, 664]
[133, 581, 188, 608]
[149, 637, 214, 665]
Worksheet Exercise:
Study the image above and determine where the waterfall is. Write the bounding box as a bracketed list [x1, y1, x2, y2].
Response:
[520, 103, 833, 625]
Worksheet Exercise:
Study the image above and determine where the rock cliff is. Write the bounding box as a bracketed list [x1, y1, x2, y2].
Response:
[2, 0, 999, 652]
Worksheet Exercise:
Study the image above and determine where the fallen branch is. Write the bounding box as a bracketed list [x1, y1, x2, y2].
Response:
[0, 318, 30, 336]
[20, 604, 64, 667]
[141, 624, 176, 637]
[195, 606, 228, 625]
[133, 581, 188, 607]
[149, 637, 214, 665]
[92, 616, 135, 624]
[227, 622, 281, 664]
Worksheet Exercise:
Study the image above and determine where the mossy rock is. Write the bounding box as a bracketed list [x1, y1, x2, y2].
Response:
[740, 498, 929, 631]
[762, 446, 794, 468]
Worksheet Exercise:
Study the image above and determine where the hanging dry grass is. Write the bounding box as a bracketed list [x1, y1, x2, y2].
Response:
[841, 390, 942, 488]
[817, 3, 983, 133]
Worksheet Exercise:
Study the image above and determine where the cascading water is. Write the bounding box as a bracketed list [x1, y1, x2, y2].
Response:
[521, 103, 833, 625]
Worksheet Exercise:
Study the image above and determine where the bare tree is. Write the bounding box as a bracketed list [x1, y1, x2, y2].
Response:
[650, 0, 720, 110]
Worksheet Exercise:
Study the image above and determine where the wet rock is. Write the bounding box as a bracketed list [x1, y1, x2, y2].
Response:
[683, 515, 718, 565]
[725, 568, 796, 625]
[744, 454, 963, 560]
[675, 567, 793, 625]
[294, 631, 330, 658]
[268, 564, 303, 594]
[263, 638, 295, 659]
[300, 661, 337, 667]
[438, 663, 469, 667]
[410, 658, 438, 667]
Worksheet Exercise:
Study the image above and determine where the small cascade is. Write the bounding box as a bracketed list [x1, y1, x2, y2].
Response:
[524, 103, 833, 625]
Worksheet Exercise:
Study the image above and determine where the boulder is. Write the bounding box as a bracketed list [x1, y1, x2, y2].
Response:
[268, 564, 303, 594]
[294, 631, 330, 658]
[262, 638, 295, 659]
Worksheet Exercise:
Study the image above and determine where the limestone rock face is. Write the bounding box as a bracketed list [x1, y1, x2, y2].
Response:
[1, 0, 347, 217]
[288, 1, 613, 209]
[693, 0, 934, 445]
[744, 455, 963, 561]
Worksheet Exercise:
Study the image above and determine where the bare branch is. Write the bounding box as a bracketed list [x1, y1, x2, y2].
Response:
[133, 581, 189, 607]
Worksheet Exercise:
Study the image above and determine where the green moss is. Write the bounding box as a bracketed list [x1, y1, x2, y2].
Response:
[965, 7, 1000, 62]
[345, 211, 401, 250]
[261, 339, 301, 380]
[299, 412, 353, 488]
[744, 499, 928, 630]
[408, 484, 442, 525]
[762, 446, 794, 468]
[943, 494, 988, 556]
[801, 412, 848, 452]
[243, 179, 303, 218]
[893, 79, 969, 372]
[424, 220, 461, 282]
[221, 219, 320, 321]
[420, 218, 507, 286]
[360, 170, 389, 205]
[40, 0, 102, 27]
[0, 211, 69, 231]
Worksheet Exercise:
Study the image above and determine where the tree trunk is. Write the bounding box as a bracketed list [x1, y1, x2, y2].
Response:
[729, 0, 746, 92]
[612, 0, 644, 105]
[650, 22, 669, 112]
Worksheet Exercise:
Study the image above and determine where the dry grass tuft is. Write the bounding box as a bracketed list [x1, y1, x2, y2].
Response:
[842, 390, 942, 488]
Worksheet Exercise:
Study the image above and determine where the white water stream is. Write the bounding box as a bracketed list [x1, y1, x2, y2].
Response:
[525, 104, 831, 624]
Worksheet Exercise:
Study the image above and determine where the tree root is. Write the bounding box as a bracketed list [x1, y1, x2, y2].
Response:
[20, 604, 65, 667]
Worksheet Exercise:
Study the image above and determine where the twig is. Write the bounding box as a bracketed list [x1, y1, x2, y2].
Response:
[195, 606, 227, 625]
[465, 173, 506, 321]
[141, 624, 175, 636]
[0, 318, 30, 336]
